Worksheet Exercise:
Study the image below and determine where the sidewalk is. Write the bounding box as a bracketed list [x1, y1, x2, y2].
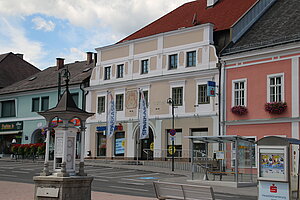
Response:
[0, 181, 156, 200]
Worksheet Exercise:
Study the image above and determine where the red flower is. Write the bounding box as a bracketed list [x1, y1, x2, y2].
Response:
[231, 105, 248, 115]
[265, 102, 287, 114]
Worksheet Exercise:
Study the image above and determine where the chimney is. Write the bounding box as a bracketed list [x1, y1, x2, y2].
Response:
[86, 52, 93, 65]
[56, 58, 65, 70]
[15, 53, 23, 59]
[207, 0, 218, 7]
[93, 53, 97, 66]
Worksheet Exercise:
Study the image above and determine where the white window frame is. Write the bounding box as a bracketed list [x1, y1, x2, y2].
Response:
[169, 80, 185, 114]
[104, 66, 111, 80]
[116, 63, 124, 79]
[232, 78, 247, 107]
[168, 53, 178, 70]
[267, 73, 284, 103]
[141, 59, 149, 74]
[186, 50, 197, 67]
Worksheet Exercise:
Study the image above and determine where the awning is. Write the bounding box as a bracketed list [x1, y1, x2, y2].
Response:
[0, 131, 22, 135]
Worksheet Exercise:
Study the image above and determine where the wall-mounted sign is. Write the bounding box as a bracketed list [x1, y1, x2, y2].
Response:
[258, 181, 289, 200]
[207, 81, 216, 97]
[215, 151, 225, 160]
[115, 138, 125, 155]
[0, 121, 23, 132]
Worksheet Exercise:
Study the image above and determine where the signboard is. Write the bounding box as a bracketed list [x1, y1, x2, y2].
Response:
[169, 129, 176, 136]
[258, 146, 288, 181]
[259, 181, 289, 200]
[207, 81, 216, 97]
[168, 146, 176, 155]
[115, 138, 125, 155]
[215, 151, 225, 160]
[0, 121, 23, 132]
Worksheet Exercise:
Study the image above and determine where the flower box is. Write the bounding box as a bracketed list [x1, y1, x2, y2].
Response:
[231, 105, 248, 115]
[265, 102, 287, 114]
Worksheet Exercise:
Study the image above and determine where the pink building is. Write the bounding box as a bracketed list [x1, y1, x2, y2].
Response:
[221, 0, 300, 167]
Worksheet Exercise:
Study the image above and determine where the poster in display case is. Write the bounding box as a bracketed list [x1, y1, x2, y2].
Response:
[258, 146, 288, 182]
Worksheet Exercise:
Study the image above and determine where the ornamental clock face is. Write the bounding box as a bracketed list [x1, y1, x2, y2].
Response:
[126, 90, 138, 109]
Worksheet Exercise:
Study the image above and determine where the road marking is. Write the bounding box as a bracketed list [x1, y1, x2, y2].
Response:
[121, 178, 146, 183]
[85, 167, 114, 172]
[117, 181, 145, 186]
[11, 170, 29, 174]
[109, 186, 148, 192]
[94, 178, 109, 182]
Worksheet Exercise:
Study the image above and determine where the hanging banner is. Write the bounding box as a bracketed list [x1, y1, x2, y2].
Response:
[107, 92, 116, 138]
[139, 89, 149, 139]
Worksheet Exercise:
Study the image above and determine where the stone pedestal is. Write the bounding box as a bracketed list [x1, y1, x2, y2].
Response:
[33, 176, 93, 200]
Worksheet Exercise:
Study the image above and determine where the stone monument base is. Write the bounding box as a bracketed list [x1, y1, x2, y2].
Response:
[33, 176, 93, 200]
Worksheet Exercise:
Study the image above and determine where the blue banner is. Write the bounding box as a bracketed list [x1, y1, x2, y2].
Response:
[139, 89, 149, 139]
[107, 92, 116, 138]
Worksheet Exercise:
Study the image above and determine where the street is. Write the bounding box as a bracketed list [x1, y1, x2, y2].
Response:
[0, 159, 256, 199]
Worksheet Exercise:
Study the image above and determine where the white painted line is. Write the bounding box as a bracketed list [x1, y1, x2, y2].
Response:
[94, 178, 109, 182]
[85, 168, 114, 172]
[109, 186, 148, 192]
[11, 171, 29, 174]
[117, 181, 145, 186]
[121, 178, 146, 183]
[0, 174, 17, 177]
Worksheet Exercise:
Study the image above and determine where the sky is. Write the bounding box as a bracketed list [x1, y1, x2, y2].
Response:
[0, 0, 192, 70]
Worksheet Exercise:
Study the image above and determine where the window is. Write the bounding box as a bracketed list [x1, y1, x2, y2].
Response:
[71, 93, 79, 107]
[269, 75, 283, 102]
[198, 85, 210, 104]
[41, 97, 49, 111]
[117, 64, 124, 78]
[191, 128, 208, 157]
[116, 94, 124, 111]
[169, 54, 178, 69]
[233, 80, 246, 106]
[141, 59, 149, 74]
[97, 96, 105, 113]
[104, 66, 111, 80]
[167, 129, 182, 157]
[97, 132, 106, 157]
[172, 87, 183, 106]
[32, 98, 39, 112]
[1, 100, 16, 117]
[186, 51, 196, 67]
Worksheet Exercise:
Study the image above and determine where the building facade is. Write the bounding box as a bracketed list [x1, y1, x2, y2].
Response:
[86, 24, 219, 160]
[0, 54, 95, 155]
[221, 0, 300, 168]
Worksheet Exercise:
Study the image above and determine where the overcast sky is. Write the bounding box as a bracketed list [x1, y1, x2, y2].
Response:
[0, 0, 192, 69]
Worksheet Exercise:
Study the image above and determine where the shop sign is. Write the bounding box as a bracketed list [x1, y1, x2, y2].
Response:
[97, 124, 123, 132]
[259, 181, 289, 200]
[0, 121, 23, 132]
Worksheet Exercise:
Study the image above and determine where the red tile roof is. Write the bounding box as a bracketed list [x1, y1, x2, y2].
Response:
[118, 0, 258, 43]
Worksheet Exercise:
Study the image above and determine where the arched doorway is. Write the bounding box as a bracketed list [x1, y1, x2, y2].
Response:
[135, 127, 154, 160]
[31, 129, 46, 144]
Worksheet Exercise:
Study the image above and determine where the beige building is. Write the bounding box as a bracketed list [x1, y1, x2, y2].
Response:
[85, 24, 219, 160]
[84, 0, 264, 160]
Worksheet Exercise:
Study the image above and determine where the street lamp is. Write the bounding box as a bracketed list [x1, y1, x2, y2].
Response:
[167, 98, 175, 171]
[58, 67, 71, 101]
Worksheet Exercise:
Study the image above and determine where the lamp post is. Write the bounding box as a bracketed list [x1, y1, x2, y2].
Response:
[58, 67, 71, 101]
[167, 98, 175, 171]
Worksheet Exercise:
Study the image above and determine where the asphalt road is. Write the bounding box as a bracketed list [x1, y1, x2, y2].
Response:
[0, 159, 256, 199]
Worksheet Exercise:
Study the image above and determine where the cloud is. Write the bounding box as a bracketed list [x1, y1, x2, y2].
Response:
[0, 0, 192, 36]
[32, 16, 55, 32]
[0, 17, 48, 68]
